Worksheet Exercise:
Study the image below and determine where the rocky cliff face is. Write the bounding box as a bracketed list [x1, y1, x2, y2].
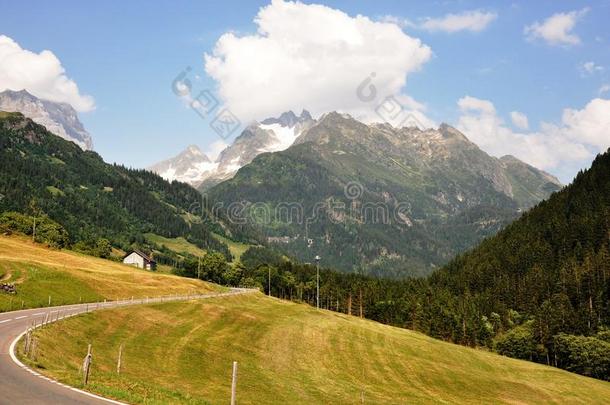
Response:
[0, 89, 93, 150]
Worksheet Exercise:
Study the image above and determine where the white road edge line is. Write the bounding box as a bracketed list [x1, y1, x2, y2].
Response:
[0, 319, 11, 323]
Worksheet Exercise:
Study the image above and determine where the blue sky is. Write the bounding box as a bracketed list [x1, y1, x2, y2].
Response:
[1, 0, 609, 182]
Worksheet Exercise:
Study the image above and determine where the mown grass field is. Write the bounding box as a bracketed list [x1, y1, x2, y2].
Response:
[145, 233, 206, 257]
[144, 232, 252, 263]
[22, 293, 610, 404]
[212, 232, 251, 262]
[0, 236, 222, 311]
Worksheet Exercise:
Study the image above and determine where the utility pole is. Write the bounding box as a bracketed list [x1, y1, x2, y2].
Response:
[197, 255, 201, 279]
[315, 255, 321, 309]
[268, 266, 271, 297]
[29, 199, 39, 242]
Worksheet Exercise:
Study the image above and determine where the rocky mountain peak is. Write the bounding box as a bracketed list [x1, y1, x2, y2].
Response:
[438, 123, 469, 142]
[261, 109, 314, 128]
[185, 144, 208, 159]
[148, 145, 215, 186]
[0, 89, 93, 150]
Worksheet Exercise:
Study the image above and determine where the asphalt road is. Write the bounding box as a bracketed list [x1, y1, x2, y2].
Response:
[0, 289, 253, 404]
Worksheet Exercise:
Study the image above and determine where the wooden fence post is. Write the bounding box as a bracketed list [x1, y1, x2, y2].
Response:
[30, 337, 38, 361]
[117, 344, 123, 374]
[231, 361, 238, 405]
[24, 328, 31, 356]
[82, 344, 92, 385]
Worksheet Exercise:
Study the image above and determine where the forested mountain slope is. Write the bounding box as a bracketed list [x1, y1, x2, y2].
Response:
[0, 112, 229, 257]
[430, 148, 610, 370]
[209, 112, 561, 277]
[434, 149, 610, 324]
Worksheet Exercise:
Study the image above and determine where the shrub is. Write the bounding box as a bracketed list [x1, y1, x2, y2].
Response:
[0, 211, 69, 248]
[554, 333, 610, 380]
[494, 321, 537, 361]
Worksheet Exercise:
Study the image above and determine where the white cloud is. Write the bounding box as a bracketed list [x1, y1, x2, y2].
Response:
[510, 111, 529, 130]
[204, 0, 432, 124]
[562, 98, 610, 150]
[599, 84, 610, 95]
[0, 35, 94, 111]
[579, 61, 604, 76]
[381, 10, 497, 33]
[378, 15, 415, 29]
[205, 139, 229, 161]
[524, 9, 588, 47]
[419, 10, 497, 33]
[458, 95, 496, 114]
[456, 96, 610, 182]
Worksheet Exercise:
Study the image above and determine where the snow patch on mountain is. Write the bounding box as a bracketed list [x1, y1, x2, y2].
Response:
[150, 110, 315, 188]
[259, 123, 299, 152]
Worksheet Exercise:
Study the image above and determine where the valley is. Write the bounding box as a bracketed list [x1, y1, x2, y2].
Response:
[1, 4, 609, 402]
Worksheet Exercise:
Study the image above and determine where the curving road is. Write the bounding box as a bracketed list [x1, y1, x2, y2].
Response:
[0, 289, 254, 404]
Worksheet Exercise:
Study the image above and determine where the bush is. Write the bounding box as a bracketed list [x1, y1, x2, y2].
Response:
[0, 211, 33, 234]
[494, 321, 537, 361]
[93, 238, 112, 258]
[554, 333, 610, 380]
[201, 252, 229, 284]
[0, 211, 69, 248]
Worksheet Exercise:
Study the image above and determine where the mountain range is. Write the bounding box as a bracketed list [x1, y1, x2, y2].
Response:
[206, 112, 562, 277]
[0, 91, 563, 278]
[0, 89, 93, 150]
[149, 110, 315, 188]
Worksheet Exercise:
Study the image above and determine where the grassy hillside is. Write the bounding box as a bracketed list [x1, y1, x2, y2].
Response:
[22, 293, 610, 404]
[0, 236, 221, 311]
[212, 232, 251, 262]
[144, 233, 206, 257]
